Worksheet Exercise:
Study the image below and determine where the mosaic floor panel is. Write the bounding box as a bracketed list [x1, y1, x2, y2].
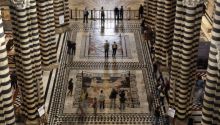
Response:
[64, 70, 146, 114]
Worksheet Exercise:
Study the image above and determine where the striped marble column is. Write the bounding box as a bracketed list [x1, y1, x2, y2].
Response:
[54, 0, 70, 32]
[0, 10, 15, 125]
[202, 1, 220, 124]
[37, 0, 57, 68]
[9, 0, 45, 122]
[169, 0, 204, 119]
[144, 0, 157, 28]
[154, 0, 176, 66]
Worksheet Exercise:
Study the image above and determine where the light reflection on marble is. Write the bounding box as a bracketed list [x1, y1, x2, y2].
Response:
[73, 32, 139, 62]
[64, 70, 149, 114]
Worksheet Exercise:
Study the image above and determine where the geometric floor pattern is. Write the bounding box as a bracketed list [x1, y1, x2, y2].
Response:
[47, 20, 168, 125]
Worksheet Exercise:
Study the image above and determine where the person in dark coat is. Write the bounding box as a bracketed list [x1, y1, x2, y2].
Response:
[119, 90, 126, 110]
[119, 6, 124, 20]
[67, 40, 71, 54]
[71, 42, 76, 55]
[139, 4, 144, 19]
[67, 79, 73, 96]
[101, 7, 105, 23]
[109, 88, 118, 109]
[10, 71, 17, 89]
[154, 106, 160, 125]
[114, 7, 119, 21]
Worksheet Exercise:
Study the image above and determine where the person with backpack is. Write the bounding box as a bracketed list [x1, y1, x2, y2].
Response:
[109, 88, 118, 109]
[112, 42, 118, 57]
[98, 90, 105, 110]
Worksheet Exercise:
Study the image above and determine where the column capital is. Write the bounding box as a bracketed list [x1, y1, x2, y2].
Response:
[182, 0, 204, 7]
[9, 0, 30, 9]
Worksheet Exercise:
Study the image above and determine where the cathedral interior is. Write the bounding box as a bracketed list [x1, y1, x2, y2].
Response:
[0, 0, 219, 125]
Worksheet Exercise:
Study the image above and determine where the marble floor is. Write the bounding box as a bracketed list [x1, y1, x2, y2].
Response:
[44, 20, 167, 125]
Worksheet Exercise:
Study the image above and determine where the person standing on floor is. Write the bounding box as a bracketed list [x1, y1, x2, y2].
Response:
[109, 88, 118, 109]
[112, 42, 118, 57]
[139, 4, 144, 19]
[154, 106, 160, 125]
[98, 90, 105, 110]
[119, 6, 124, 20]
[114, 6, 119, 21]
[92, 97, 98, 115]
[83, 7, 89, 23]
[82, 89, 89, 110]
[10, 71, 17, 89]
[104, 40, 109, 58]
[119, 90, 126, 110]
[67, 40, 71, 54]
[101, 7, 105, 24]
[67, 79, 74, 96]
[71, 42, 76, 55]
[79, 91, 85, 116]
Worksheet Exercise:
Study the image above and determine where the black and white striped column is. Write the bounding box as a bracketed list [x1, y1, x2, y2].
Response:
[154, 0, 176, 66]
[9, 0, 45, 122]
[54, 0, 70, 32]
[37, 0, 57, 68]
[144, 0, 157, 28]
[169, 0, 204, 119]
[0, 10, 15, 125]
[202, 1, 220, 124]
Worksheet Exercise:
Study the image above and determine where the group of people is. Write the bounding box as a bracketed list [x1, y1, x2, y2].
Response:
[67, 40, 76, 55]
[69, 87, 127, 116]
[114, 6, 124, 21]
[82, 4, 144, 24]
[104, 40, 118, 58]
[92, 88, 127, 114]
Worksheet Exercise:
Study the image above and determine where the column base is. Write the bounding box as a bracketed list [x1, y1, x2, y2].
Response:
[25, 119, 40, 125]
[55, 25, 71, 34]
[42, 63, 60, 71]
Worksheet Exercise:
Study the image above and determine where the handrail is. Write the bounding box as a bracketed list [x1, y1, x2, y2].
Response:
[204, 11, 213, 26]
[70, 9, 140, 20]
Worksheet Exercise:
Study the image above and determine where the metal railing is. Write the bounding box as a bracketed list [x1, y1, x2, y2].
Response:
[70, 9, 140, 20]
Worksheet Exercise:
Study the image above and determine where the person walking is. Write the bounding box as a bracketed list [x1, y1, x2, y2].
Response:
[83, 7, 89, 23]
[119, 6, 124, 20]
[112, 42, 118, 57]
[139, 4, 144, 19]
[104, 40, 109, 58]
[98, 90, 105, 110]
[114, 6, 119, 21]
[154, 106, 160, 125]
[109, 88, 118, 109]
[67, 79, 73, 96]
[101, 7, 105, 24]
[119, 90, 126, 110]
[92, 97, 98, 115]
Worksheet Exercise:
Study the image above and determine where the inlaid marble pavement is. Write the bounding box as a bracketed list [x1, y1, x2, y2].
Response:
[47, 20, 168, 125]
